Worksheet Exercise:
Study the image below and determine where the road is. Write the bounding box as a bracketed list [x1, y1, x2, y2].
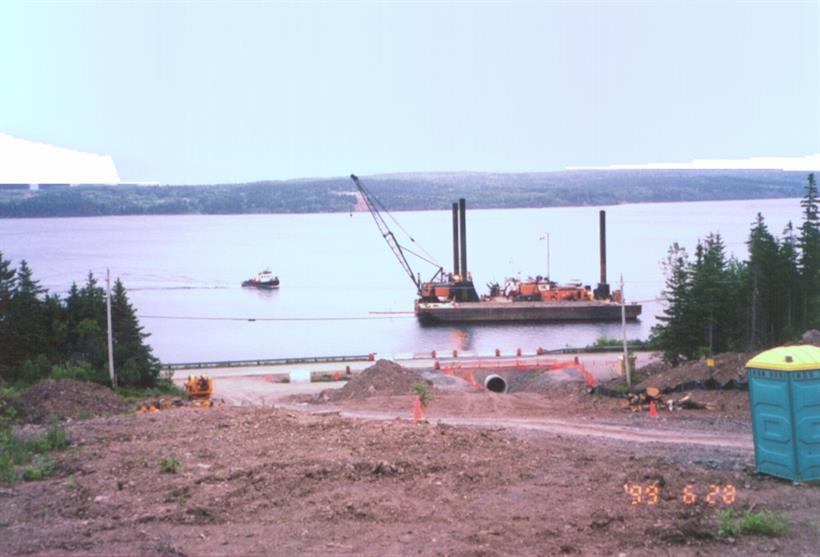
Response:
[174, 350, 658, 383]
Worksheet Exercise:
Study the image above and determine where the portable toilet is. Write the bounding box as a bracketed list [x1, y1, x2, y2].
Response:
[746, 345, 820, 482]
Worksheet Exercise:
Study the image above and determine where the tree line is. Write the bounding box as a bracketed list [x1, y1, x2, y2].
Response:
[0, 258, 161, 388]
[652, 174, 819, 364]
[0, 169, 808, 218]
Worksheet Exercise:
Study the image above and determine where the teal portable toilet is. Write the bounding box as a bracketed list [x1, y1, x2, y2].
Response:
[747, 345, 820, 482]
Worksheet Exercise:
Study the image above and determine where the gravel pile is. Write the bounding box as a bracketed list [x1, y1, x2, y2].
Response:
[321, 360, 430, 402]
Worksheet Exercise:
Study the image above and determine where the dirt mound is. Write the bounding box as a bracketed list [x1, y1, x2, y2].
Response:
[635, 351, 755, 393]
[320, 360, 429, 402]
[13, 379, 131, 424]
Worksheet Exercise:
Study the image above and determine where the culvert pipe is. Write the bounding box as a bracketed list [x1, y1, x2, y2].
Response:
[484, 374, 507, 394]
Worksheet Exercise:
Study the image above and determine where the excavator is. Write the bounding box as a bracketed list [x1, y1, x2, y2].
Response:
[184, 374, 213, 400]
[137, 374, 217, 413]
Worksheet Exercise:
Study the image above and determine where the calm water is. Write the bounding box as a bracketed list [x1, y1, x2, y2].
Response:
[0, 198, 802, 363]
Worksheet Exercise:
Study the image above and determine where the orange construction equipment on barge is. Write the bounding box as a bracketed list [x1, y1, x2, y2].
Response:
[350, 175, 641, 324]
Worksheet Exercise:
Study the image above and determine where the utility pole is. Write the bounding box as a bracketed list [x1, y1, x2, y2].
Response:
[540, 233, 550, 281]
[106, 268, 116, 389]
[620, 274, 630, 388]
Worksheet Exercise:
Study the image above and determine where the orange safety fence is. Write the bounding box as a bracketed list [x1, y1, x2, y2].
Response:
[440, 358, 599, 389]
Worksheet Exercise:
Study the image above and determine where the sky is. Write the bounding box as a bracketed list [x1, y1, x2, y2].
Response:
[0, 1, 818, 184]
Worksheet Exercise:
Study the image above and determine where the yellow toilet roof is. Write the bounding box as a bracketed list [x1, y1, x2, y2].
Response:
[746, 345, 820, 371]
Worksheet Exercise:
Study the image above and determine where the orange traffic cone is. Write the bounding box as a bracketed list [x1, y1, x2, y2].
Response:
[413, 396, 424, 423]
[649, 400, 658, 417]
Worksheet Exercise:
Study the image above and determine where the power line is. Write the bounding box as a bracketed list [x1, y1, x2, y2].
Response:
[138, 314, 415, 322]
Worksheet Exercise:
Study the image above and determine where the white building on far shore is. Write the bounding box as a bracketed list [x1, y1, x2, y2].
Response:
[0, 133, 120, 189]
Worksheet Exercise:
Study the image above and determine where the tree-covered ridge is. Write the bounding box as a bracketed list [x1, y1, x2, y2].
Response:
[0, 169, 810, 218]
[652, 173, 819, 364]
[0, 258, 160, 388]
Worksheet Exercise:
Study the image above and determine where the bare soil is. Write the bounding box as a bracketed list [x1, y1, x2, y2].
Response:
[318, 359, 430, 402]
[1, 405, 818, 557]
[2, 356, 818, 556]
[11, 379, 130, 424]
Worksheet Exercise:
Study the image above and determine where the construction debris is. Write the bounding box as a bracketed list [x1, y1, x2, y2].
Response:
[634, 351, 754, 393]
[627, 387, 714, 413]
[137, 397, 223, 413]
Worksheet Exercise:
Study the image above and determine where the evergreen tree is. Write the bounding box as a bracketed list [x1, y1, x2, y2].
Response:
[111, 279, 160, 387]
[43, 293, 69, 363]
[0, 252, 16, 378]
[723, 256, 749, 351]
[777, 222, 801, 338]
[651, 243, 695, 364]
[6, 260, 48, 380]
[747, 214, 779, 347]
[65, 274, 107, 369]
[0, 260, 161, 387]
[689, 233, 734, 355]
[798, 173, 819, 328]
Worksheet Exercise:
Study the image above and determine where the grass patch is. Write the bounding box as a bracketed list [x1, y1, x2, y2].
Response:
[717, 509, 789, 538]
[22, 455, 54, 481]
[411, 381, 431, 407]
[159, 456, 181, 474]
[587, 337, 654, 350]
[0, 453, 14, 484]
[117, 381, 185, 402]
[0, 425, 70, 485]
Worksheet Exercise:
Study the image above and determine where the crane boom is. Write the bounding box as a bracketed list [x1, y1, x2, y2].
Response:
[350, 174, 421, 291]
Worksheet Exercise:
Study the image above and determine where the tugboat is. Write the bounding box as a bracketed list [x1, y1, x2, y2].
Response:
[241, 269, 280, 289]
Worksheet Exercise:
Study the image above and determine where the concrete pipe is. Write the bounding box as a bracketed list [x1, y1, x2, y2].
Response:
[484, 374, 507, 394]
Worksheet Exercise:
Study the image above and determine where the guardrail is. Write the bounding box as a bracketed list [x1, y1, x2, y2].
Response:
[543, 345, 652, 354]
[163, 354, 373, 370]
[162, 346, 653, 370]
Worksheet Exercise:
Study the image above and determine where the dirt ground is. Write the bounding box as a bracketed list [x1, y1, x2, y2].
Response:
[1, 405, 818, 557]
[3, 357, 819, 556]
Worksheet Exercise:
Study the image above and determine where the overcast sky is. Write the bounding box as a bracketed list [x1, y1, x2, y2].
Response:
[1, 1, 818, 184]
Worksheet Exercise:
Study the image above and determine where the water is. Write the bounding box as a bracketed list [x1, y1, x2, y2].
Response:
[0, 198, 802, 363]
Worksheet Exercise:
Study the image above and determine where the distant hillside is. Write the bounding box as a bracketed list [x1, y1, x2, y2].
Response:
[0, 169, 811, 218]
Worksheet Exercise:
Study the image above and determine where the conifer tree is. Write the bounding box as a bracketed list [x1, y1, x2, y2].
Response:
[651, 243, 695, 364]
[0, 252, 16, 378]
[6, 260, 48, 380]
[111, 279, 160, 387]
[65, 273, 107, 370]
[689, 233, 733, 354]
[747, 214, 779, 346]
[777, 222, 801, 338]
[798, 173, 819, 328]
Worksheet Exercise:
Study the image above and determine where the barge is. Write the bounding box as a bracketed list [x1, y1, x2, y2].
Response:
[350, 174, 642, 324]
[416, 299, 642, 324]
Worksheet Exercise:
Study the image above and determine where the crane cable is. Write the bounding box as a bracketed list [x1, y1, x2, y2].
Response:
[361, 183, 441, 267]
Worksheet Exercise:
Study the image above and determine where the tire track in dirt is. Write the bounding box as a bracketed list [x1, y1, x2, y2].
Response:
[285, 405, 754, 452]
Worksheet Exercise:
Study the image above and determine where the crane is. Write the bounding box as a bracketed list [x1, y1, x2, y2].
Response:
[350, 174, 443, 293]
